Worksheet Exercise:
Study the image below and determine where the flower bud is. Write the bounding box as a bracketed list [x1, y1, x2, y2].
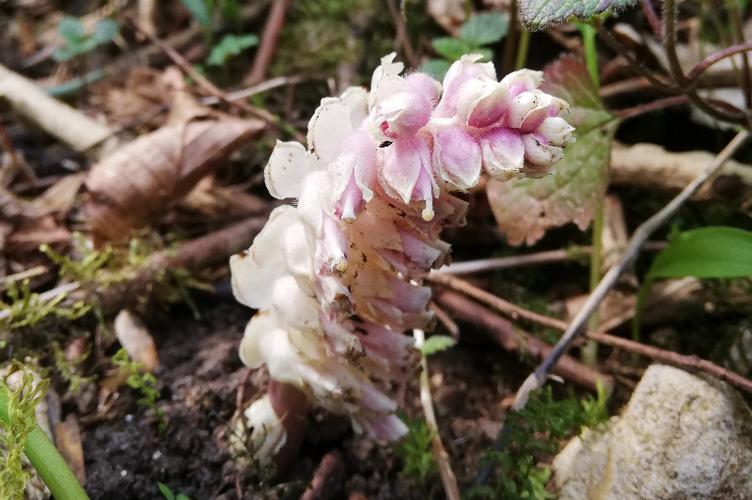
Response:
[433, 127, 481, 190]
[480, 128, 525, 179]
[537, 116, 576, 147]
[521, 134, 564, 166]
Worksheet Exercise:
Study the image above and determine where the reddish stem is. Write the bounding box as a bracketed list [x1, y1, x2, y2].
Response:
[640, 0, 663, 39]
[687, 41, 752, 84]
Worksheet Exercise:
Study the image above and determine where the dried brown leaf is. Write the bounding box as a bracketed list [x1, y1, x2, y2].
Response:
[53, 415, 86, 484]
[85, 116, 264, 240]
[26, 173, 85, 217]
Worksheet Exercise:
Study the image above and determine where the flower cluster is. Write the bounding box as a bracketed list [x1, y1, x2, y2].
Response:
[230, 53, 574, 462]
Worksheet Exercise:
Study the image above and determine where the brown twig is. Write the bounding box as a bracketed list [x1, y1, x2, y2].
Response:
[429, 301, 460, 338]
[432, 273, 752, 394]
[613, 95, 689, 121]
[434, 291, 610, 392]
[245, 0, 292, 85]
[386, 0, 418, 68]
[301, 450, 345, 500]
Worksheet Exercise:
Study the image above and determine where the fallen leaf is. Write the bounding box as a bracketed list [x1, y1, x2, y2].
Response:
[85, 115, 264, 240]
[53, 415, 86, 484]
[487, 55, 617, 245]
[26, 173, 85, 217]
[180, 176, 267, 217]
[114, 309, 159, 372]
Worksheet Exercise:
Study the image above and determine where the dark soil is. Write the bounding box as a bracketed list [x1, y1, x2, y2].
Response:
[79, 300, 520, 500]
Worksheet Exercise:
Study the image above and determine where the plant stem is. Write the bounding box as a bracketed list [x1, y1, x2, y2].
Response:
[514, 29, 530, 70]
[579, 23, 599, 87]
[413, 330, 461, 500]
[582, 195, 604, 367]
[579, 21, 602, 366]
[0, 385, 89, 500]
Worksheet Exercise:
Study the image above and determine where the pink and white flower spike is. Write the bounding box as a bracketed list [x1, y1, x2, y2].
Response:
[230, 52, 574, 467]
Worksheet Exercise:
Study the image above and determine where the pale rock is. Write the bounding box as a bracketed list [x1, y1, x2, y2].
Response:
[554, 364, 752, 500]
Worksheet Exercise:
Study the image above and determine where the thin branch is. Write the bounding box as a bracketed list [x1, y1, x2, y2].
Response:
[662, 0, 748, 126]
[434, 291, 611, 391]
[640, 0, 663, 39]
[475, 129, 749, 486]
[612, 95, 689, 120]
[244, 0, 292, 85]
[386, 0, 417, 68]
[413, 329, 461, 500]
[433, 242, 665, 275]
[596, 23, 679, 94]
[431, 274, 752, 394]
[686, 42, 752, 83]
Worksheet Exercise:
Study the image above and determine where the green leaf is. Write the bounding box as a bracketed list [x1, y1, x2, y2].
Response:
[419, 335, 457, 356]
[58, 16, 85, 43]
[519, 0, 638, 30]
[180, 0, 212, 29]
[92, 18, 119, 44]
[431, 37, 475, 61]
[158, 483, 175, 500]
[459, 12, 509, 46]
[207, 34, 258, 66]
[487, 55, 616, 245]
[420, 59, 452, 80]
[176, 494, 191, 500]
[52, 46, 78, 62]
[633, 226, 752, 340]
[647, 227, 752, 279]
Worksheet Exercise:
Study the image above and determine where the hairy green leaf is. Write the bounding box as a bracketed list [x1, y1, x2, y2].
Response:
[487, 55, 616, 246]
[519, 0, 638, 30]
[459, 12, 509, 45]
[207, 34, 258, 66]
[647, 227, 752, 279]
[419, 335, 457, 356]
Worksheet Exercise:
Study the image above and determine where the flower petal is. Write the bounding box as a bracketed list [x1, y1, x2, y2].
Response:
[434, 127, 481, 190]
[307, 97, 353, 162]
[265, 140, 311, 199]
[522, 133, 563, 166]
[230, 206, 299, 309]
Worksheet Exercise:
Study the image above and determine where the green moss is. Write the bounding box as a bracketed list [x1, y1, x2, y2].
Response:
[470, 383, 609, 499]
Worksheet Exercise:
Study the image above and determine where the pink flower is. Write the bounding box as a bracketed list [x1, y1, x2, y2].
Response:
[381, 136, 439, 221]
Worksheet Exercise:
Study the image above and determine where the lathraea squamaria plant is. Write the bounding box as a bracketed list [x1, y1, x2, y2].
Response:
[230, 53, 574, 465]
